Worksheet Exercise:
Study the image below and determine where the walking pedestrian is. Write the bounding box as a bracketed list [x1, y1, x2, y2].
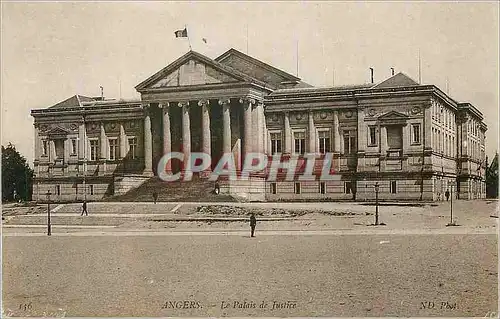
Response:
[152, 191, 158, 204]
[445, 189, 450, 201]
[250, 213, 257, 237]
[81, 200, 88, 216]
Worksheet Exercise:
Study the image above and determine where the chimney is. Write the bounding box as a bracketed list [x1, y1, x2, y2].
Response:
[391, 67, 395, 76]
[369, 67, 374, 84]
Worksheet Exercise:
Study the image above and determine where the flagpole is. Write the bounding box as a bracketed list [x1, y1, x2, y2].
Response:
[296, 40, 299, 77]
[246, 23, 249, 54]
[418, 49, 422, 84]
[186, 25, 192, 51]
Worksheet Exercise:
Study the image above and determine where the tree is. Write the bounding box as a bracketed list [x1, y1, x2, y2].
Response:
[486, 153, 498, 198]
[2, 143, 34, 202]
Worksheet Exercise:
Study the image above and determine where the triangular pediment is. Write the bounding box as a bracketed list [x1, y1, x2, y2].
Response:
[372, 72, 420, 89]
[136, 51, 251, 91]
[47, 126, 70, 136]
[377, 110, 409, 120]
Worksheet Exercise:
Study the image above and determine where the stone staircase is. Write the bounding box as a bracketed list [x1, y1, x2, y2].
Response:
[109, 175, 237, 202]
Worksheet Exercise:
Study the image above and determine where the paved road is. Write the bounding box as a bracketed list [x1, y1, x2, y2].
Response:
[2, 233, 497, 317]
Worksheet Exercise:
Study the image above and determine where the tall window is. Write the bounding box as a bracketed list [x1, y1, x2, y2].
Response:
[42, 140, 48, 156]
[128, 137, 137, 159]
[344, 181, 353, 194]
[71, 138, 77, 155]
[368, 127, 377, 146]
[411, 124, 421, 144]
[293, 131, 305, 155]
[319, 182, 326, 194]
[343, 131, 357, 154]
[390, 181, 397, 194]
[109, 138, 118, 160]
[56, 185, 61, 196]
[318, 130, 331, 153]
[270, 182, 277, 194]
[270, 132, 282, 154]
[89, 139, 99, 161]
[294, 182, 301, 194]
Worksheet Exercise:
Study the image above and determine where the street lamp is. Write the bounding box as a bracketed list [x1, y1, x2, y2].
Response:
[374, 182, 380, 225]
[46, 190, 52, 236]
[446, 181, 457, 226]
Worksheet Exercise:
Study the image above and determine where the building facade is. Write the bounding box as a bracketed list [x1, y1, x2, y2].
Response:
[31, 48, 487, 202]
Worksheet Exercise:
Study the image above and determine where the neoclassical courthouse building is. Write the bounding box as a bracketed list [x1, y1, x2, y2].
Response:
[31, 48, 487, 202]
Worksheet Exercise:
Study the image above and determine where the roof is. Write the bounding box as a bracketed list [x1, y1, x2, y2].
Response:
[215, 48, 301, 82]
[49, 95, 95, 109]
[371, 72, 420, 89]
[271, 83, 372, 95]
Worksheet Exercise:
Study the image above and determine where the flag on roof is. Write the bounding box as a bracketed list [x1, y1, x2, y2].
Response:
[174, 28, 188, 38]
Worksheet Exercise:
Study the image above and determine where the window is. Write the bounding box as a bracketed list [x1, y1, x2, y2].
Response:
[71, 138, 77, 155]
[368, 126, 377, 146]
[318, 130, 331, 153]
[294, 182, 301, 194]
[270, 182, 277, 194]
[42, 140, 48, 156]
[344, 181, 353, 194]
[89, 185, 94, 195]
[343, 131, 357, 154]
[390, 181, 397, 194]
[56, 185, 61, 196]
[411, 124, 421, 144]
[319, 182, 326, 194]
[89, 139, 99, 161]
[109, 138, 118, 160]
[128, 137, 137, 159]
[54, 139, 64, 159]
[270, 132, 282, 154]
[293, 131, 305, 155]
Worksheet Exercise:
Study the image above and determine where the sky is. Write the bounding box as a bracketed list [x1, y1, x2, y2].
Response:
[1, 1, 499, 165]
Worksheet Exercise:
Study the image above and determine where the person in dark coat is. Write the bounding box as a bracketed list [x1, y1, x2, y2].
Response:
[250, 213, 257, 237]
[81, 200, 88, 216]
[152, 191, 158, 204]
[445, 190, 450, 201]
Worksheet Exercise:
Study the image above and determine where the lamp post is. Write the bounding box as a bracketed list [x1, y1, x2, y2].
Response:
[447, 181, 456, 226]
[82, 113, 87, 202]
[46, 190, 52, 236]
[374, 182, 380, 225]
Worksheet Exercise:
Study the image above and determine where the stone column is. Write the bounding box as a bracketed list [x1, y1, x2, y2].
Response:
[380, 126, 388, 155]
[333, 110, 341, 152]
[159, 102, 172, 174]
[119, 123, 127, 158]
[219, 98, 231, 154]
[100, 122, 107, 160]
[78, 121, 86, 160]
[180, 102, 191, 171]
[34, 124, 40, 161]
[241, 98, 253, 158]
[308, 111, 316, 153]
[50, 140, 56, 162]
[258, 102, 265, 153]
[263, 113, 269, 154]
[143, 105, 153, 174]
[402, 124, 409, 155]
[284, 111, 291, 154]
[63, 138, 70, 164]
[199, 99, 211, 175]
